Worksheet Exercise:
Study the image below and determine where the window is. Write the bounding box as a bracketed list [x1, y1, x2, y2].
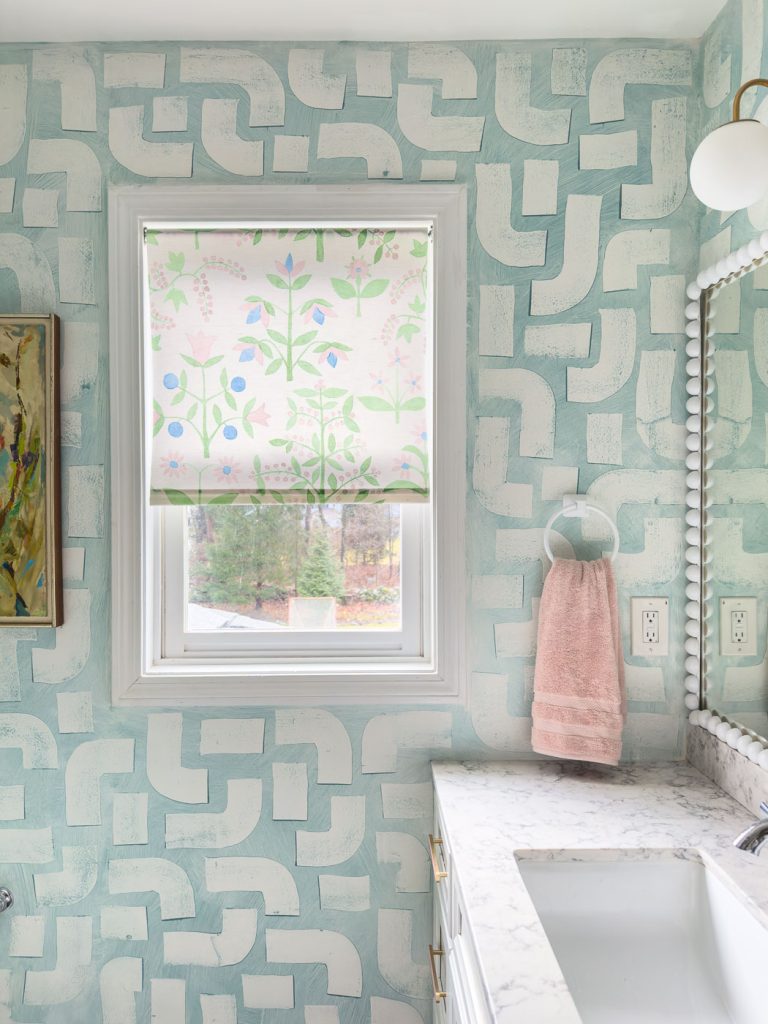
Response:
[109, 186, 466, 705]
[164, 503, 425, 660]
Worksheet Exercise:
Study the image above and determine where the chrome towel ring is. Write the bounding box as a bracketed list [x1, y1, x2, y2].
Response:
[543, 496, 620, 563]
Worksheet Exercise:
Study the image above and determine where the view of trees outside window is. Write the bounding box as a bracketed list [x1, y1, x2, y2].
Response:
[185, 504, 401, 630]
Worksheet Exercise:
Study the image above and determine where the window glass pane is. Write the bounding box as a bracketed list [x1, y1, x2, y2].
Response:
[184, 504, 402, 632]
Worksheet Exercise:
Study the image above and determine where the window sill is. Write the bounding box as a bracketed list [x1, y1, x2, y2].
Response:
[114, 658, 462, 706]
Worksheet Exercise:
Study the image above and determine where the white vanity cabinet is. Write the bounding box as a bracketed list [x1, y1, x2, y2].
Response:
[429, 798, 494, 1024]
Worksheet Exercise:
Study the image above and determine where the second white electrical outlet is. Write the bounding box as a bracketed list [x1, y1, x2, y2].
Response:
[630, 597, 669, 657]
[720, 597, 757, 656]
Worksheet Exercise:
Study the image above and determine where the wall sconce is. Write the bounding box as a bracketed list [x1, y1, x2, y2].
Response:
[690, 79, 768, 211]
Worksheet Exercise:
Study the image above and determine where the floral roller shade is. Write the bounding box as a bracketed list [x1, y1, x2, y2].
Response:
[146, 226, 432, 506]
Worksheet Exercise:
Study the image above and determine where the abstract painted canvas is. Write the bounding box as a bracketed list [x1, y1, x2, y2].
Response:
[0, 315, 62, 625]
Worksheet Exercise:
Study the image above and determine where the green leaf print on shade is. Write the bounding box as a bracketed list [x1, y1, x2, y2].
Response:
[355, 228, 399, 265]
[152, 400, 165, 437]
[331, 278, 356, 299]
[158, 333, 249, 460]
[361, 280, 388, 299]
[252, 387, 380, 504]
[147, 248, 248, 329]
[377, 236, 430, 350]
[161, 488, 195, 505]
[293, 227, 354, 261]
[386, 440, 429, 498]
[166, 251, 185, 273]
[358, 396, 392, 412]
[397, 323, 420, 343]
[165, 287, 188, 312]
[331, 254, 389, 316]
[359, 348, 425, 424]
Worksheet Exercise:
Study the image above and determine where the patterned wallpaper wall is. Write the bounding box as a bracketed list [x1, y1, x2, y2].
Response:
[698, 0, 768, 739]
[0, 34, 704, 1022]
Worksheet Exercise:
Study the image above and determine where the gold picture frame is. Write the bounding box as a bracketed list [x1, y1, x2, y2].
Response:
[0, 315, 62, 626]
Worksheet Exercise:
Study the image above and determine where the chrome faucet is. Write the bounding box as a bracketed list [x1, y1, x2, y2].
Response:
[734, 801, 768, 855]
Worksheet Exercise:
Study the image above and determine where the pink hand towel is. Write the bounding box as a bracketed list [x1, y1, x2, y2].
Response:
[531, 557, 625, 767]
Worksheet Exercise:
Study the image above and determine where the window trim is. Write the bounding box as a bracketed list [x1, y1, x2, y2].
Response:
[109, 184, 467, 706]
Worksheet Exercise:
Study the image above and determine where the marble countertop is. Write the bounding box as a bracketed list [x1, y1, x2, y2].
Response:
[432, 760, 768, 1024]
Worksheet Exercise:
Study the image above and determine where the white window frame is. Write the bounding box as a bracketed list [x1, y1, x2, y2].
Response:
[109, 184, 467, 706]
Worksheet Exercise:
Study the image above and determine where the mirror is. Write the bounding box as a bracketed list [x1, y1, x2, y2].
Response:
[700, 254, 768, 742]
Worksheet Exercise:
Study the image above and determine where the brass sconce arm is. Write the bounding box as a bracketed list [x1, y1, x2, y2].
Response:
[733, 79, 768, 121]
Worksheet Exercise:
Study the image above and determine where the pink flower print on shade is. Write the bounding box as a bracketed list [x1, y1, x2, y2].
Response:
[161, 453, 185, 478]
[214, 460, 241, 485]
[304, 303, 336, 326]
[275, 254, 305, 277]
[392, 455, 414, 478]
[405, 373, 422, 393]
[186, 331, 216, 363]
[369, 371, 386, 391]
[150, 262, 169, 289]
[151, 309, 175, 333]
[235, 340, 264, 366]
[346, 256, 371, 280]
[246, 403, 271, 427]
[318, 347, 348, 369]
[388, 347, 408, 368]
[244, 302, 270, 328]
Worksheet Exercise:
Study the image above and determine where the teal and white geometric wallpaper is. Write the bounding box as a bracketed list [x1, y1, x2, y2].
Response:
[0, 14, 753, 1020]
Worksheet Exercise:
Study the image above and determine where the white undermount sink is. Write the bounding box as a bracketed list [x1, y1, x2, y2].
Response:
[516, 852, 768, 1024]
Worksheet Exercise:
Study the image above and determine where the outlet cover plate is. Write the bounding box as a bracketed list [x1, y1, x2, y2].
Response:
[630, 597, 669, 657]
[720, 597, 757, 656]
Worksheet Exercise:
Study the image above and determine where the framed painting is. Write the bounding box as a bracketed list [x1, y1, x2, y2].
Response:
[0, 315, 62, 626]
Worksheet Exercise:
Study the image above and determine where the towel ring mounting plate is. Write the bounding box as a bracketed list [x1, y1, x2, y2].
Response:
[543, 496, 620, 563]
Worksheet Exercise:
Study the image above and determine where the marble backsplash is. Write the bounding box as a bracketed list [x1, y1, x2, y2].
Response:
[687, 724, 768, 817]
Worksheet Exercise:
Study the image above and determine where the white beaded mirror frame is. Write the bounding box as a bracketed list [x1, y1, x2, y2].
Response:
[685, 231, 768, 772]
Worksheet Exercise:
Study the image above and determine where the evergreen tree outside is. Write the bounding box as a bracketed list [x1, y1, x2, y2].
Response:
[296, 532, 346, 599]
[189, 505, 304, 606]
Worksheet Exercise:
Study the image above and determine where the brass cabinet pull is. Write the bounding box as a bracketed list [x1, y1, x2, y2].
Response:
[428, 833, 447, 882]
[428, 944, 446, 1003]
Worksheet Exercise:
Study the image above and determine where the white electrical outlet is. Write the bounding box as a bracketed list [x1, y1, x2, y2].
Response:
[642, 609, 659, 644]
[631, 598, 669, 657]
[720, 597, 757, 656]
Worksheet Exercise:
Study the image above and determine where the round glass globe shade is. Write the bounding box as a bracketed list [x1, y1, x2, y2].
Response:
[690, 119, 768, 211]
